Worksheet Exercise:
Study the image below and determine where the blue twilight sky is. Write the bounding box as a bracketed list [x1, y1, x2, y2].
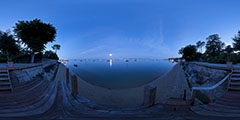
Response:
[1, 0, 240, 59]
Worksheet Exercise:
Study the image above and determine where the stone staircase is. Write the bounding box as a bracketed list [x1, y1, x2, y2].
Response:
[0, 69, 12, 92]
[191, 69, 240, 117]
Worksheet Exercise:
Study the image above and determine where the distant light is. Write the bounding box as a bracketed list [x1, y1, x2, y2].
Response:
[109, 53, 113, 57]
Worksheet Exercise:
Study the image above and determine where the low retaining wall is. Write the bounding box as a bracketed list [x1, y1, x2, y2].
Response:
[65, 64, 191, 106]
[10, 61, 58, 86]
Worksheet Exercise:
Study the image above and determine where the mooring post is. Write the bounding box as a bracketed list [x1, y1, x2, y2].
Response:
[143, 85, 157, 107]
[71, 75, 78, 96]
[66, 68, 70, 85]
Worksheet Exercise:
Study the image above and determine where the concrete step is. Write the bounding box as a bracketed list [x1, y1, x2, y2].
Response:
[0, 81, 10, 84]
[231, 73, 240, 77]
[231, 78, 240, 81]
[0, 78, 9, 81]
[0, 70, 8, 73]
[0, 83, 11, 86]
[0, 87, 12, 91]
[230, 81, 240, 86]
[233, 70, 240, 73]
[0, 73, 8, 77]
[228, 86, 240, 91]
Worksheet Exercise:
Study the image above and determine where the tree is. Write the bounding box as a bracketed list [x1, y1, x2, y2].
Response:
[181, 45, 197, 61]
[233, 31, 240, 51]
[0, 31, 20, 61]
[178, 48, 184, 55]
[52, 44, 61, 53]
[224, 45, 234, 54]
[196, 41, 205, 53]
[43, 50, 59, 60]
[205, 34, 225, 57]
[14, 19, 56, 63]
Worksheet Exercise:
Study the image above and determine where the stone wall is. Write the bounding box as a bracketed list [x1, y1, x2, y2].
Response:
[182, 62, 228, 87]
[10, 62, 58, 86]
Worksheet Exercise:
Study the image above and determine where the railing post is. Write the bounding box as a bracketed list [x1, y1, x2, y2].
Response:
[71, 75, 78, 96]
[190, 90, 197, 105]
[209, 90, 214, 102]
[66, 68, 70, 85]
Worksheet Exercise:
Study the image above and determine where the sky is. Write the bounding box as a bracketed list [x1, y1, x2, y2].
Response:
[1, 0, 240, 59]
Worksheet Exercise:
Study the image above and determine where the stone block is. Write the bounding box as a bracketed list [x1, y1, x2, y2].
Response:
[143, 85, 157, 107]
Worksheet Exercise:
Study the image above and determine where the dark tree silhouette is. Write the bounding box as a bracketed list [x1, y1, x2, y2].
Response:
[224, 45, 234, 54]
[0, 31, 20, 61]
[43, 50, 59, 60]
[14, 19, 56, 63]
[182, 45, 197, 61]
[233, 31, 240, 51]
[178, 48, 184, 55]
[196, 41, 205, 53]
[205, 34, 225, 57]
[52, 44, 61, 53]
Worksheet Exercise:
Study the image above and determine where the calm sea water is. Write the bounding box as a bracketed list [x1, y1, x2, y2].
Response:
[66, 59, 175, 89]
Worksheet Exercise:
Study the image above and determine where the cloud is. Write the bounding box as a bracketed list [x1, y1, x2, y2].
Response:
[78, 45, 106, 55]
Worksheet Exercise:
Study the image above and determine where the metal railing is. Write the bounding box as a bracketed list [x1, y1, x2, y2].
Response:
[190, 70, 233, 105]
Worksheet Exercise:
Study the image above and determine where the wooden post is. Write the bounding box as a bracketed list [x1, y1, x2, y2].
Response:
[190, 90, 197, 105]
[66, 68, 70, 85]
[143, 85, 157, 107]
[209, 90, 214, 102]
[71, 75, 78, 96]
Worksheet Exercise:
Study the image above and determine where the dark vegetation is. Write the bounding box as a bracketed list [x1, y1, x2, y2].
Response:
[0, 19, 60, 63]
[179, 31, 240, 64]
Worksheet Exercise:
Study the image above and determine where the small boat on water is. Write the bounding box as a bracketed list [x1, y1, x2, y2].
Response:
[74, 64, 78, 67]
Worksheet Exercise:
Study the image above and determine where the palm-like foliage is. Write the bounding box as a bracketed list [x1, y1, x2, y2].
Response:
[52, 44, 61, 53]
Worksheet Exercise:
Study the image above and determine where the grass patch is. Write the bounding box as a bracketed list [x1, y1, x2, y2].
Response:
[51, 63, 60, 81]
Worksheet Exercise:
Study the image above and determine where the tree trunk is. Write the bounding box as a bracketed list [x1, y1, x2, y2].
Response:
[30, 53, 35, 63]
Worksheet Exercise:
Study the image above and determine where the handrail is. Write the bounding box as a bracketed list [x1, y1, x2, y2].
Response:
[192, 71, 232, 91]
[190, 70, 233, 105]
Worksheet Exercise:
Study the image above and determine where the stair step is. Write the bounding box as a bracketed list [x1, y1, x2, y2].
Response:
[0, 87, 12, 91]
[0, 78, 9, 81]
[0, 83, 11, 86]
[230, 82, 240, 86]
[0, 73, 8, 76]
[0, 70, 8, 73]
[231, 73, 240, 77]
[228, 86, 240, 91]
[231, 78, 240, 81]
[233, 70, 240, 73]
